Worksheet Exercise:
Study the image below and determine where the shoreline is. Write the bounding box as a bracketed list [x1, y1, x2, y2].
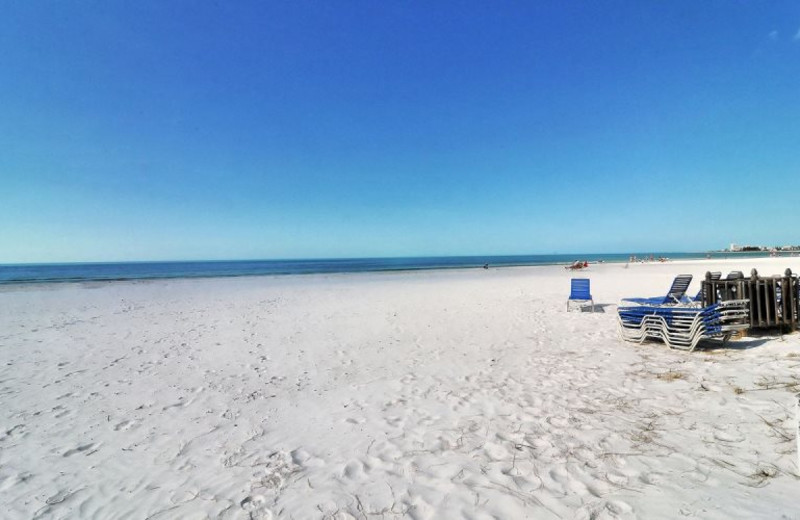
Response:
[1, 254, 798, 288]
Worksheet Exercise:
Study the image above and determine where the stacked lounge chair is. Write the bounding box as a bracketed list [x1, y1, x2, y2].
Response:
[617, 300, 750, 351]
[622, 274, 694, 305]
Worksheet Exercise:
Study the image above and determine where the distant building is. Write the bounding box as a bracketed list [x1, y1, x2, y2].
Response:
[728, 243, 799, 252]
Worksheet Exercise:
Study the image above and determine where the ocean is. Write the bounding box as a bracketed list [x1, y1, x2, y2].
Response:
[0, 252, 789, 285]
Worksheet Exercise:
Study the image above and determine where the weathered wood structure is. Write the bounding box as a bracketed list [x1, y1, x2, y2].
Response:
[702, 268, 799, 331]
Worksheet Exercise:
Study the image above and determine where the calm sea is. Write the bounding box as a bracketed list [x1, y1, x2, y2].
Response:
[0, 252, 787, 285]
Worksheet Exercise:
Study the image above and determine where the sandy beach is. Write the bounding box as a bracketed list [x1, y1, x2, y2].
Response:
[1, 257, 799, 519]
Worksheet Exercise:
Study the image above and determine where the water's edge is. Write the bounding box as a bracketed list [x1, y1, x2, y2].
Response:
[0, 252, 790, 285]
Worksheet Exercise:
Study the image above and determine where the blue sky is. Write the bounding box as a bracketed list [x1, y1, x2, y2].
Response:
[1, 1, 799, 262]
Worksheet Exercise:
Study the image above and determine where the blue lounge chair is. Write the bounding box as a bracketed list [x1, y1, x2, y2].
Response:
[617, 299, 750, 351]
[622, 274, 693, 305]
[567, 278, 594, 312]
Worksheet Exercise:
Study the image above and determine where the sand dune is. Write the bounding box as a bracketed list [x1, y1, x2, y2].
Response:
[1, 258, 799, 519]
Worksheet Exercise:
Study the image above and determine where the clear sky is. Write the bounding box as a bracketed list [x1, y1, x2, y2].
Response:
[1, 1, 799, 263]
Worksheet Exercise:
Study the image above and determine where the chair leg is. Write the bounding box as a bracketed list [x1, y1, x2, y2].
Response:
[591, 299, 595, 313]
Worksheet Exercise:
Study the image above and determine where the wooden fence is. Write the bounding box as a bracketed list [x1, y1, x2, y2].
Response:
[702, 268, 799, 332]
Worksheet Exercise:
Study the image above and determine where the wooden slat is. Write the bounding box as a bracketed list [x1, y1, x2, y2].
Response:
[706, 270, 799, 331]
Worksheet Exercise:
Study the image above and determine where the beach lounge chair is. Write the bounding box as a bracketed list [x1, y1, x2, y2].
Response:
[567, 278, 594, 312]
[622, 274, 693, 306]
[617, 300, 750, 351]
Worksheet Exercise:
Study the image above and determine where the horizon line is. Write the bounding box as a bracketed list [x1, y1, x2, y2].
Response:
[3, 250, 777, 267]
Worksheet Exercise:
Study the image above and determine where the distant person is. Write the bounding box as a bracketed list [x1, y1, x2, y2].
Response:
[565, 261, 583, 270]
[483, 263, 489, 269]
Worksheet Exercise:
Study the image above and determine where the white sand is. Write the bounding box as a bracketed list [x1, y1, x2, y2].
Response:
[1, 258, 799, 519]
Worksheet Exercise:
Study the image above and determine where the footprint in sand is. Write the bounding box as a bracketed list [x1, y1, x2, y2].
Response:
[113, 420, 136, 431]
[342, 459, 370, 480]
[45, 489, 80, 506]
[384, 416, 403, 427]
[240, 495, 272, 520]
[0, 472, 32, 492]
[639, 472, 664, 486]
[400, 373, 418, 385]
[546, 416, 570, 428]
[605, 470, 630, 486]
[2, 424, 26, 440]
[577, 499, 634, 520]
[482, 441, 510, 461]
[383, 397, 407, 409]
[63, 442, 101, 457]
[712, 427, 745, 443]
[605, 499, 634, 516]
[290, 448, 311, 466]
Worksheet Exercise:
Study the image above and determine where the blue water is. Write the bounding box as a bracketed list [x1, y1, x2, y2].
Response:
[0, 252, 789, 285]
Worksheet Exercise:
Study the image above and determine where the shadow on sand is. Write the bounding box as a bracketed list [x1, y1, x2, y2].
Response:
[577, 303, 615, 313]
[696, 337, 774, 351]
